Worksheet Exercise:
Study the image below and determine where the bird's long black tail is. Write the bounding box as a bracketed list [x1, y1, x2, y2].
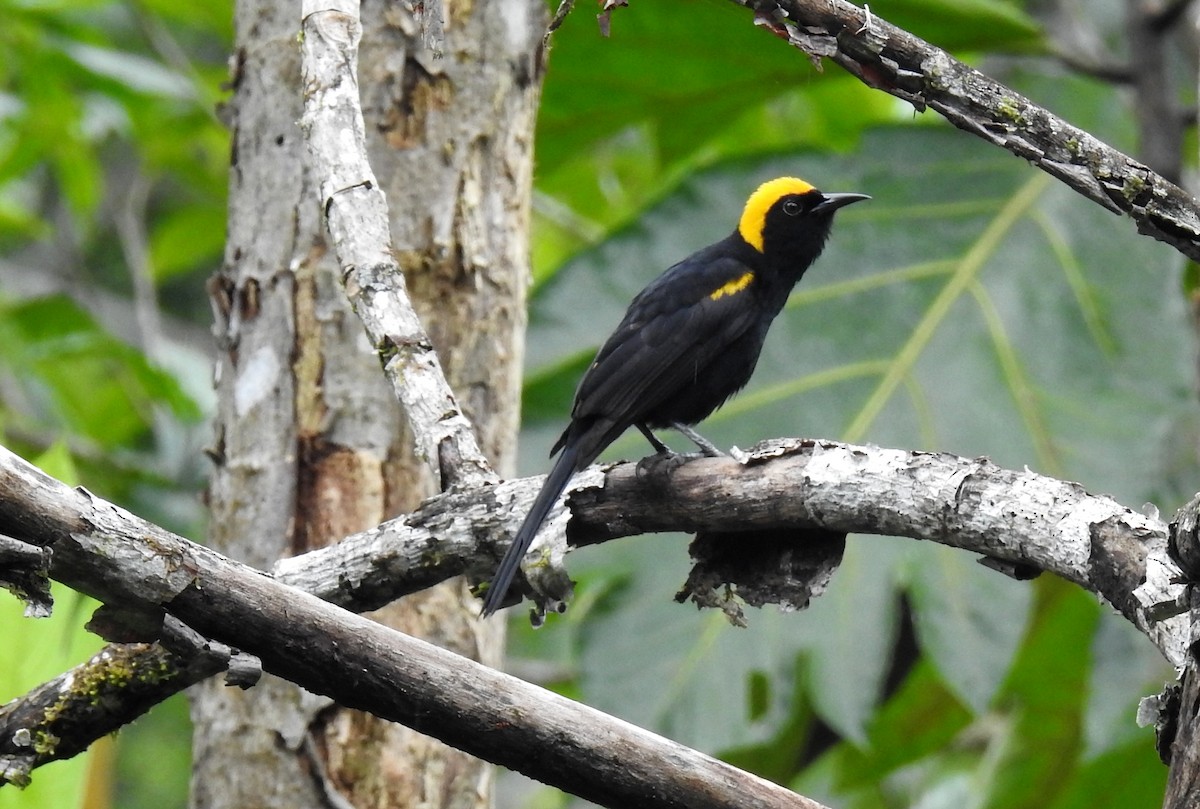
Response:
[480, 442, 582, 616]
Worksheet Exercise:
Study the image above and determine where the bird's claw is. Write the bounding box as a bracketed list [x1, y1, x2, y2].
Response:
[636, 448, 694, 481]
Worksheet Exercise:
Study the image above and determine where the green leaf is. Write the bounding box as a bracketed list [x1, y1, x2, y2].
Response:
[49, 127, 103, 218]
[131, 0, 234, 38]
[533, 0, 901, 278]
[149, 200, 228, 280]
[520, 348, 590, 426]
[112, 693, 194, 809]
[1083, 615, 1173, 758]
[540, 0, 1041, 173]
[0, 194, 48, 241]
[905, 545, 1033, 713]
[531, 0, 1046, 279]
[797, 541, 903, 742]
[1047, 734, 1167, 809]
[566, 539, 902, 753]
[0, 295, 201, 447]
[61, 40, 195, 99]
[0, 584, 102, 805]
[35, 437, 80, 485]
[979, 580, 1100, 809]
[540, 0, 795, 170]
[575, 535, 803, 752]
[872, 0, 1043, 51]
[837, 658, 974, 788]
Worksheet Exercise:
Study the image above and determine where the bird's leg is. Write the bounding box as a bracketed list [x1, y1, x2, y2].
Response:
[634, 422, 691, 482]
[636, 423, 672, 455]
[672, 422, 725, 458]
[634, 422, 726, 482]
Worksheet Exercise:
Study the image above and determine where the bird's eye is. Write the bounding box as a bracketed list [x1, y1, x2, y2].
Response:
[782, 199, 802, 216]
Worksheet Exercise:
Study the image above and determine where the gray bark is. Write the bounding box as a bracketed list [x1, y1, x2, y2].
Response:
[193, 0, 541, 803]
[192, 0, 317, 803]
[297, 0, 543, 804]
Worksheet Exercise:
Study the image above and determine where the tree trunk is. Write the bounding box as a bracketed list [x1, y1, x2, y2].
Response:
[191, 0, 543, 805]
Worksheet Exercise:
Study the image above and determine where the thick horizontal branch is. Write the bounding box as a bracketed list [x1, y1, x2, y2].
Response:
[0, 445, 823, 809]
[0, 438, 1186, 788]
[278, 438, 1185, 665]
[732, 0, 1200, 262]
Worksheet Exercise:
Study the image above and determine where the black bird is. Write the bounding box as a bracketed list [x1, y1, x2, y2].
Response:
[481, 177, 869, 616]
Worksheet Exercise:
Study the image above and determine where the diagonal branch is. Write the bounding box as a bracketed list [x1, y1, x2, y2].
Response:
[298, 0, 493, 489]
[0, 632, 232, 787]
[733, 0, 1200, 262]
[0, 444, 824, 809]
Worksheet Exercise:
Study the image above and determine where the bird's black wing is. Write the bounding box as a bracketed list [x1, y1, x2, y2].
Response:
[570, 246, 762, 427]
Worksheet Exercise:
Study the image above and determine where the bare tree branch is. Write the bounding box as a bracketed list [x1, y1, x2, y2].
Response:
[1125, 0, 1187, 181]
[298, 0, 494, 490]
[276, 438, 1185, 663]
[0, 634, 232, 787]
[1149, 0, 1195, 32]
[1163, 494, 1200, 807]
[0, 444, 826, 809]
[1050, 47, 1133, 85]
[733, 0, 1200, 261]
[0, 433, 1187, 789]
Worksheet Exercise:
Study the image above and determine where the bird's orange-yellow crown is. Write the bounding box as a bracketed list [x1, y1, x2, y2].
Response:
[737, 177, 817, 252]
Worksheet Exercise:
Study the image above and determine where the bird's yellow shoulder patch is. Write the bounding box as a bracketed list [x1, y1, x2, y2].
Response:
[737, 176, 816, 252]
[709, 271, 755, 301]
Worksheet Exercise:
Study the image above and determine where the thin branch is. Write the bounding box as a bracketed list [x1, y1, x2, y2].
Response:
[1149, 0, 1195, 32]
[734, 0, 1200, 262]
[114, 172, 162, 356]
[1125, 0, 1185, 181]
[297, 0, 493, 490]
[1051, 47, 1133, 85]
[0, 639, 226, 787]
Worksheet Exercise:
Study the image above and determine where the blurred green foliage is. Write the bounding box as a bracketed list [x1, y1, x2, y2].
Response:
[0, 0, 1191, 807]
[0, 1, 228, 807]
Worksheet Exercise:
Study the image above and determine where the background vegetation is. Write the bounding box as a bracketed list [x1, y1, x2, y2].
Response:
[0, 0, 1192, 807]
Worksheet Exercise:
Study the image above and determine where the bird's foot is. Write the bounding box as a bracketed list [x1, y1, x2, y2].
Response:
[636, 447, 694, 481]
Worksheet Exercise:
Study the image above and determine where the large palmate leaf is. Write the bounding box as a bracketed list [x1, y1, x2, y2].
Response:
[539, 0, 1041, 172]
[532, 0, 1045, 277]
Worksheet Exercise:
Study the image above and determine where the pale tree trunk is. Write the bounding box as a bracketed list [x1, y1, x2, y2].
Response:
[191, 0, 544, 806]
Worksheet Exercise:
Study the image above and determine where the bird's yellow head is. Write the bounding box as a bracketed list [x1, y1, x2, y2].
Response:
[737, 177, 818, 252]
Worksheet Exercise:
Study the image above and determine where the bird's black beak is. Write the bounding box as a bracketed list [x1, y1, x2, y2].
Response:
[813, 192, 871, 214]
